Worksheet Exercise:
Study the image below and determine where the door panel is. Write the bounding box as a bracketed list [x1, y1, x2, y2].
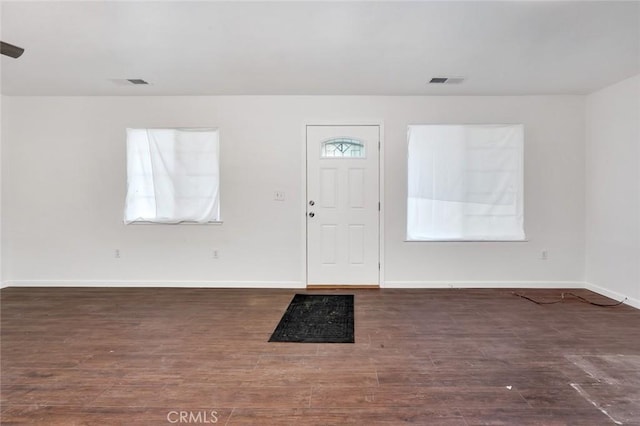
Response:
[320, 168, 337, 207]
[306, 125, 380, 286]
[348, 168, 365, 208]
[348, 224, 365, 264]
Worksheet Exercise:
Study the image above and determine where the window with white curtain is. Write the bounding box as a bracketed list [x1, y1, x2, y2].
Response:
[124, 128, 220, 224]
[407, 124, 525, 241]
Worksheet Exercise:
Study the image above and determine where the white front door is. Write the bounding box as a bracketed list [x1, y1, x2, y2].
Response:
[306, 125, 380, 286]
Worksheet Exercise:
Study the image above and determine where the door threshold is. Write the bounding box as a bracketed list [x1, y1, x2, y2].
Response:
[306, 284, 380, 290]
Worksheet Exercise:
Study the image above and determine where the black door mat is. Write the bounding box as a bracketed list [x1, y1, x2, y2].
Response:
[269, 294, 354, 343]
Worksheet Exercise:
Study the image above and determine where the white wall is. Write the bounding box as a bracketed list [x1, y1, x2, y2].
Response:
[0, 93, 3, 286]
[586, 75, 640, 308]
[1, 95, 585, 288]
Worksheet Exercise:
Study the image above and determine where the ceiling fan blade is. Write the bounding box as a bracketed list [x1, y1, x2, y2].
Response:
[1, 41, 25, 58]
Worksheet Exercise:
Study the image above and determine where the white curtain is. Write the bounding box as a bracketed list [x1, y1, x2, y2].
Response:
[124, 128, 220, 224]
[407, 124, 525, 241]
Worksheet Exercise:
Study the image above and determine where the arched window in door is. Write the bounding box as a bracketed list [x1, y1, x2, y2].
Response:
[321, 138, 366, 158]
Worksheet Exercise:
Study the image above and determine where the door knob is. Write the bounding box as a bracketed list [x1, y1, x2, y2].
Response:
[309, 200, 315, 206]
[308, 212, 315, 218]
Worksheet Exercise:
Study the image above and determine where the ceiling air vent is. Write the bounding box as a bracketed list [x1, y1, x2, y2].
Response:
[429, 77, 465, 85]
[127, 79, 150, 85]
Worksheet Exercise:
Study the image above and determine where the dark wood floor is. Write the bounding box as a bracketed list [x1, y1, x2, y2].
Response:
[1, 287, 639, 425]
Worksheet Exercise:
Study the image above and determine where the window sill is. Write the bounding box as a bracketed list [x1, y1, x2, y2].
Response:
[404, 239, 528, 243]
[125, 221, 224, 225]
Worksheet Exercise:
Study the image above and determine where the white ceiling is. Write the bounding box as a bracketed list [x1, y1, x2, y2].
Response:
[1, 1, 639, 96]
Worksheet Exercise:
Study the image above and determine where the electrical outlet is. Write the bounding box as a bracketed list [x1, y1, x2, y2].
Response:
[114, 249, 121, 259]
[274, 191, 285, 201]
[212, 249, 219, 259]
[541, 250, 548, 260]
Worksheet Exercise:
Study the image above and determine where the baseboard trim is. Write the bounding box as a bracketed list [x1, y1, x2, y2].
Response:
[383, 281, 584, 289]
[307, 284, 380, 290]
[2, 280, 305, 289]
[3, 280, 583, 290]
[585, 281, 640, 310]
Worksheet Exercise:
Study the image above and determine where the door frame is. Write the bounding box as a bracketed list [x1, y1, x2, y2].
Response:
[301, 121, 385, 288]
